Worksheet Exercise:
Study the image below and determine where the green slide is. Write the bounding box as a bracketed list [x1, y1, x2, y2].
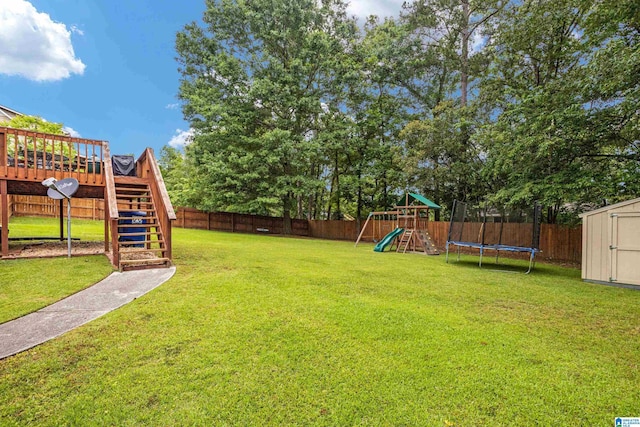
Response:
[374, 228, 404, 252]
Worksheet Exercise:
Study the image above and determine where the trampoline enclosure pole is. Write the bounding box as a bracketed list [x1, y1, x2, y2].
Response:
[526, 251, 535, 274]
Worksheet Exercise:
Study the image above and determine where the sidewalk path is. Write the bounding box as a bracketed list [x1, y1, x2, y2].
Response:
[0, 267, 176, 360]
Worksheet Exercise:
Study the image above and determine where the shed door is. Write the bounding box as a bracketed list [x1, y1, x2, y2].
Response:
[610, 213, 640, 286]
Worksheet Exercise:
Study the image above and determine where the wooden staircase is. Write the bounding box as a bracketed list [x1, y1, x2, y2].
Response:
[103, 146, 175, 271]
[114, 177, 171, 270]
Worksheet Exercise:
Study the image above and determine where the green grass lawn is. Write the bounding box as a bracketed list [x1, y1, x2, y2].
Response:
[1, 220, 639, 426]
[0, 256, 112, 324]
[1, 216, 112, 323]
[7, 215, 105, 241]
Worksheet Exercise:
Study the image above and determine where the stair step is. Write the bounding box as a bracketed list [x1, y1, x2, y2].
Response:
[117, 222, 158, 227]
[119, 247, 166, 254]
[114, 176, 149, 185]
[116, 192, 150, 197]
[116, 198, 153, 203]
[116, 231, 162, 237]
[118, 242, 163, 247]
[118, 239, 165, 246]
[116, 194, 150, 198]
[116, 202, 153, 205]
[120, 257, 170, 264]
[119, 258, 171, 271]
[116, 208, 153, 214]
[117, 216, 158, 222]
[115, 186, 150, 193]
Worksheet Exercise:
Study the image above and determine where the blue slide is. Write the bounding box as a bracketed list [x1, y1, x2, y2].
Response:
[374, 228, 404, 252]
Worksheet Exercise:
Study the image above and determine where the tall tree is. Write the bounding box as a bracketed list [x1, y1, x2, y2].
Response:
[477, 0, 619, 222]
[397, 1, 504, 212]
[579, 0, 640, 204]
[176, 0, 357, 231]
[158, 145, 194, 208]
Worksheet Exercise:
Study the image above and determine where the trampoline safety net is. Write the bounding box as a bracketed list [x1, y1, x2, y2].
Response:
[447, 200, 542, 249]
[445, 199, 543, 273]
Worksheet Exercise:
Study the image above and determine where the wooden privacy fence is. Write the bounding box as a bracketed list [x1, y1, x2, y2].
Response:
[318, 219, 582, 263]
[10, 195, 105, 220]
[175, 207, 309, 236]
[308, 220, 359, 241]
[2, 201, 582, 263]
[176, 210, 582, 263]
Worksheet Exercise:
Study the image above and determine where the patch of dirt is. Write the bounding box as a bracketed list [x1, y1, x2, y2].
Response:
[119, 247, 161, 261]
[8, 241, 105, 258]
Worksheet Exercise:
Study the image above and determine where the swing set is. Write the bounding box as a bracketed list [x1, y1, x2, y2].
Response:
[354, 193, 441, 255]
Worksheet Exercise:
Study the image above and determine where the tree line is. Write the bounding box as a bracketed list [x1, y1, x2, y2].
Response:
[160, 0, 639, 229]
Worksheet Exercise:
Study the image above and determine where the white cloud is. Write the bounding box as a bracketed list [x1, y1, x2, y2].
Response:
[62, 126, 81, 137]
[168, 128, 194, 148]
[70, 25, 84, 36]
[0, 0, 86, 81]
[347, 0, 405, 22]
[165, 103, 180, 110]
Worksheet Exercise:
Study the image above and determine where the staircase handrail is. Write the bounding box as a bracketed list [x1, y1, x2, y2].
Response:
[135, 147, 175, 262]
[102, 142, 120, 267]
[102, 143, 119, 220]
[136, 148, 176, 220]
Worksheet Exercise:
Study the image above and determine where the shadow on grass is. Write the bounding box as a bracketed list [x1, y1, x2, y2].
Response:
[445, 256, 580, 280]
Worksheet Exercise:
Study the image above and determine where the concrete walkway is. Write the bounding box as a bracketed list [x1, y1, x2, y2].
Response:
[0, 267, 176, 360]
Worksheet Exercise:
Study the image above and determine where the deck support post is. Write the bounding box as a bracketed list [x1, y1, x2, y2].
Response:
[104, 186, 110, 253]
[1, 180, 8, 257]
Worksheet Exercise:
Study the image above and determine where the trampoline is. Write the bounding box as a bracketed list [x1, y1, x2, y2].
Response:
[445, 200, 542, 273]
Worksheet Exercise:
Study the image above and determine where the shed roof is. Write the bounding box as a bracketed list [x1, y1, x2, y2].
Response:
[578, 197, 640, 218]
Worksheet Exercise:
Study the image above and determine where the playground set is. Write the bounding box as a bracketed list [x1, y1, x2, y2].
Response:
[445, 199, 542, 273]
[355, 193, 441, 255]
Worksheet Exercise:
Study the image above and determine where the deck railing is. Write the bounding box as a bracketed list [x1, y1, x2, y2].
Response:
[0, 127, 105, 185]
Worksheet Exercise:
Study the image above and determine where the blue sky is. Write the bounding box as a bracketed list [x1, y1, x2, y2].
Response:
[0, 0, 403, 157]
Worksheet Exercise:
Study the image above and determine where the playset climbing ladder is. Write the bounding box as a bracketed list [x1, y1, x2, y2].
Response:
[396, 229, 413, 253]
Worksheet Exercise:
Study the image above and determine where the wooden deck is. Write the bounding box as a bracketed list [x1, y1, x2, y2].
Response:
[0, 126, 176, 269]
[0, 127, 105, 186]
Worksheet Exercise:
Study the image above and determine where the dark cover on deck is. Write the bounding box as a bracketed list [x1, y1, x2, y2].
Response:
[112, 155, 135, 176]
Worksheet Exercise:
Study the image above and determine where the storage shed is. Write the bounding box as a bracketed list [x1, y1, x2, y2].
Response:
[579, 198, 640, 287]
